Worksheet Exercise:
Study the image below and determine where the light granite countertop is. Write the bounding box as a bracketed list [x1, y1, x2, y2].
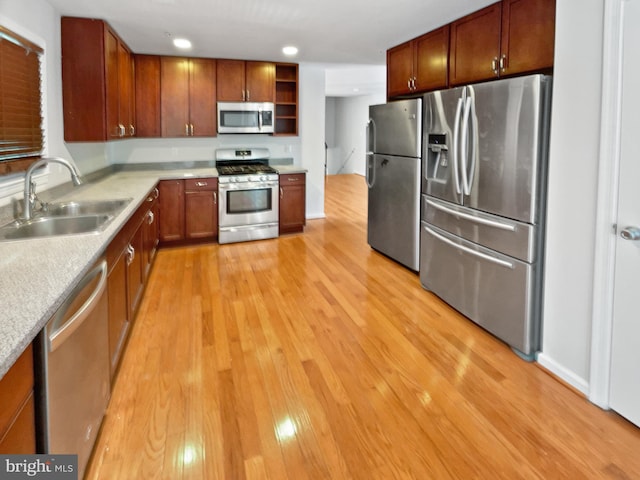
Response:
[273, 165, 308, 174]
[0, 167, 218, 378]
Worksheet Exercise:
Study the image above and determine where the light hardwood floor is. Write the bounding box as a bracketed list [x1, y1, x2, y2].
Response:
[87, 174, 640, 479]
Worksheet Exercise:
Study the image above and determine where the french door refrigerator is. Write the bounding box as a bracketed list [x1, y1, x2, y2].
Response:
[420, 74, 551, 358]
[367, 98, 422, 271]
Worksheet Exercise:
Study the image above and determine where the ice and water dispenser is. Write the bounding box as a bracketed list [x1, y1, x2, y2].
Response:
[426, 133, 449, 184]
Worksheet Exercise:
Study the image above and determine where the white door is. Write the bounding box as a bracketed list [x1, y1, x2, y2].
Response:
[609, 0, 640, 428]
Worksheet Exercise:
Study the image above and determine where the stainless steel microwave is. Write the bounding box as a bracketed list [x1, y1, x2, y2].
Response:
[217, 102, 275, 134]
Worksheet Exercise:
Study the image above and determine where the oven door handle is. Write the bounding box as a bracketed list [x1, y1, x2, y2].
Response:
[219, 181, 279, 191]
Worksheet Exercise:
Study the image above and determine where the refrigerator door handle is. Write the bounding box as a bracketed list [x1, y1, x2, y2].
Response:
[366, 153, 375, 188]
[366, 118, 376, 154]
[425, 199, 517, 231]
[465, 91, 478, 196]
[460, 96, 473, 195]
[424, 225, 515, 269]
[452, 98, 464, 195]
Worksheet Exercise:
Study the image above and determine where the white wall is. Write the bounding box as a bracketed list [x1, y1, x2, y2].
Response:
[538, 0, 605, 393]
[0, 0, 110, 208]
[299, 64, 327, 219]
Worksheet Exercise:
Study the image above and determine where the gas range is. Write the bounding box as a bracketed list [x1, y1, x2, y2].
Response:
[216, 148, 278, 184]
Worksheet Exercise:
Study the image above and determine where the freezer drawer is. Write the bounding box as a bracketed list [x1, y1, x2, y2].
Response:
[420, 223, 539, 355]
[422, 195, 537, 263]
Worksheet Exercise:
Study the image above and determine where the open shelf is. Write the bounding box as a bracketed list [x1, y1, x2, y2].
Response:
[275, 63, 298, 136]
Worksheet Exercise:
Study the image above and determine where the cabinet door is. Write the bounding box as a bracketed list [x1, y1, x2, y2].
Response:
[185, 191, 217, 239]
[161, 57, 190, 137]
[135, 55, 161, 137]
[414, 25, 449, 93]
[279, 174, 306, 234]
[105, 28, 121, 139]
[143, 195, 159, 277]
[107, 251, 129, 379]
[127, 223, 145, 320]
[500, 0, 555, 75]
[118, 41, 135, 137]
[159, 180, 185, 242]
[245, 61, 275, 102]
[387, 41, 414, 98]
[217, 59, 245, 101]
[449, 2, 502, 86]
[189, 58, 217, 136]
[0, 344, 35, 454]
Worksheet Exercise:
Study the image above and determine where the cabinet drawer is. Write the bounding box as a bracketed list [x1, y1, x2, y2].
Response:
[280, 173, 305, 185]
[185, 178, 217, 191]
[0, 392, 36, 454]
[0, 344, 33, 437]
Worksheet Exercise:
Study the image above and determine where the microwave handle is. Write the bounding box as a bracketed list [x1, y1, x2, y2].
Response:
[258, 107, 263, 131]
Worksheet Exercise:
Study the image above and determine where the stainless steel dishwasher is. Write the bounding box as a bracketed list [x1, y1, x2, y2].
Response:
[36, 257, 111, 479]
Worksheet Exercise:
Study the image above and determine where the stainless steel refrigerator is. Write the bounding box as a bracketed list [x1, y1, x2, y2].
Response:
[420, 74, 551, 358]
[367, 98, 422, 271]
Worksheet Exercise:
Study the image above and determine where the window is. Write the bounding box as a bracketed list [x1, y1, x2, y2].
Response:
[0, 25, 44, 175]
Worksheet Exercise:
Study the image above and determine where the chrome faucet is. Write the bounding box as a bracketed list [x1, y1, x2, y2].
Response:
[23, 157, 83, 221]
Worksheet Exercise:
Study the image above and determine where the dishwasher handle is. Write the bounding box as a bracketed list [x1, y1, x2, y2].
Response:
[48, 260, 108, 353]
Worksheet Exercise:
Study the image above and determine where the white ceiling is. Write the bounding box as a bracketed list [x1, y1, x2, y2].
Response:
[47, 0, 495, 65]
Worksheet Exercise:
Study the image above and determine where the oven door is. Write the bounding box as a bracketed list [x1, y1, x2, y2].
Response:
[219, 179, 279, 228]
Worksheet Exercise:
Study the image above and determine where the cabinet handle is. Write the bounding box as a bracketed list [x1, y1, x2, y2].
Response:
[129, 124, 135, 136]
[499, 54, 507, 72]
[492, 57, 499, 75]
[185, 124, 190, 136]
[213, 191, 217, 204]
[412, 77, 417, 90]
[246, 90, 250, 101]
[126, 244, 134, 265]
[242, 90, 246, 101]
[147, 211, 154, 225]
[280, 187, 283, 199]
[153, 188, 159, 199]
[288, 177, 298, 182]
[118, 124, 125, 137]
[190, 124, 194, 136]
[195, 181, 208, 187]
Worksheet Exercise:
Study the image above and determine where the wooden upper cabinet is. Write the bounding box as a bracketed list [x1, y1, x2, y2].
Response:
[217, 59, 275, 102]
[387, 25, 449, 98]
[387, 42, 414, 98]
[449, 0, 556, 85]
[134, 55, 161, 137]
[449, 3, 503, 86]
[161, 57, 216, 137]
[245, 61, 276, 102]
[414, 26, 450, 93]
[62, 17, 135, 141]
[500, 0, 556, 75]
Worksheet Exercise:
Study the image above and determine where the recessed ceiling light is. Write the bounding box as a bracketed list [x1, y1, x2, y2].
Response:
[173, 38, 192, 49]
[282, 46, 298, 56]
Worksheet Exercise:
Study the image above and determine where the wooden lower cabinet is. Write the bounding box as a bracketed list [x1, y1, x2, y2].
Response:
[0, 344, 36, 454]
[185, 178, 218, 240]
[106, 186, 159, 380]
[159, 180, 185, 243]
[279, 173, 306, 234]
[160, 178, 218, 243]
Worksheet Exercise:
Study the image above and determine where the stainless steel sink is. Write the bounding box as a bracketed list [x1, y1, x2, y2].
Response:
[44, 198, 131, 217]
[0, 215, 113, 240]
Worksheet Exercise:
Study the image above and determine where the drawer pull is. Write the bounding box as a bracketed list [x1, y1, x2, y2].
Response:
[196, 181, 208, 187]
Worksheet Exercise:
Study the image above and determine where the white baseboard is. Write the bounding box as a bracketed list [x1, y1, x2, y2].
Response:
[537, 353, 590, 396]
[306, 213, 326, 220]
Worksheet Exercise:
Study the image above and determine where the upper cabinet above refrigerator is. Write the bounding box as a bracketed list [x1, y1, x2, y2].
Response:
[449, 0, 556, 86]
[386, 0, 556, 99]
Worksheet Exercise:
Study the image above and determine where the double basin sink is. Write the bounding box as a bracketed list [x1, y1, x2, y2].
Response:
[0, 198, 132, 241]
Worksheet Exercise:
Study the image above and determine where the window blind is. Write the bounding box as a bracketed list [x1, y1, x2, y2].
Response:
[0, 25, 44, 175]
